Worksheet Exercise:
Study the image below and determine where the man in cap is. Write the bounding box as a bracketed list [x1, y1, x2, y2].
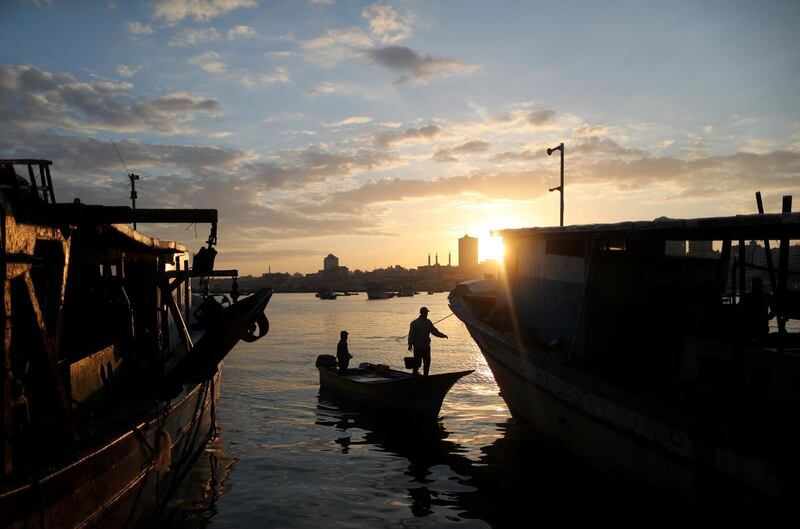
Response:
[407, 307, 448, 376]
[337, 330, 353, 372]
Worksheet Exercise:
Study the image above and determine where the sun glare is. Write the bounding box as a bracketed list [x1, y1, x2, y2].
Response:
[479, 235, 505, 262]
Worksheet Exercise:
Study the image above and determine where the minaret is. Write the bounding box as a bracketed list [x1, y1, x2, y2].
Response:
[448, 252, 451, 266]
[428, 253, 431, 266]
[435, 253, 439, 266]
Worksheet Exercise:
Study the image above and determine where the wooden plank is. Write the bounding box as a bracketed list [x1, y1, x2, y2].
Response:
[738, 239, 746, 301]
[23, 272, 79, 442]
[755, 192, 777, 291]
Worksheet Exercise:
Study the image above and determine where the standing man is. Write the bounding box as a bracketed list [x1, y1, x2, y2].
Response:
[337, 330, 353, 373]
[408, 307, 448, 376]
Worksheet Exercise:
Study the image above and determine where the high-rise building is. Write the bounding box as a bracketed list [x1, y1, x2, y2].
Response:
[323, 254, 339, 271]
[459, 235, 478, 269]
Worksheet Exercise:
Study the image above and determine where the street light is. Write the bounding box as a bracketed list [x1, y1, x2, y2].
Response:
[547, 142, 564, 226]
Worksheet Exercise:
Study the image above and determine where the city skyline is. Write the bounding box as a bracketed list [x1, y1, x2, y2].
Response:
[1, 1, 798, 274]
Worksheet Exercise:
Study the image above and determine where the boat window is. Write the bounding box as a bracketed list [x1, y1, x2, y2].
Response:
[545, 238, 585, 257]
[664, 241, 686, 256]
[604, 238, 626, 251]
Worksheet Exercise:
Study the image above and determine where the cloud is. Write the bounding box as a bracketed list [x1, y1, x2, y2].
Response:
[308, 0, 334, 5]
[300, 27, 373, 65]
[228, 25, 257, 40]
[362, 3, 414, 44]
[169, 27, 223, 47]
[0, 131, 255, 177]
[263, 112, 305, 123]
[265, 50, 292, 58]
[0, 65, 220, 135]
[433, 140, 489, 163]
[189, 51, 227, 73]
[374, 124, 440, 148]
[127, 21, 154, 35]
[315, 148, 800, 211]
[305, 81, 387, 99]
[321, 170, 553, 208]
[240, 68, 291, 89]
[572, 123, 609, 138]
[527, 108, 556, 126]
[153, 0, 257, 23]
[209, 130, 234, 138]
[325, 116, 372, 127]
[242, 147, 402, 190]
[116, 64, 141, 77]
[306, 82, 340, 97]
[366, 46, 476, 83]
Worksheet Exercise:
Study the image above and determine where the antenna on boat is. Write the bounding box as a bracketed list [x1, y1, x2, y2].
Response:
[547, 142, 565, 227]
[111, 140, 140, 230]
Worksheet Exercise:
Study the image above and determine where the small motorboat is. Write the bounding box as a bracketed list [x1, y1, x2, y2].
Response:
[315, 356, 473, 418]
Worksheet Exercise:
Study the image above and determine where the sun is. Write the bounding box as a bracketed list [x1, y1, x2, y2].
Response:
[479, 234, 505, 262]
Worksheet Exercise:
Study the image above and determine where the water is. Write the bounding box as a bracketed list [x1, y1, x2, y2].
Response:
[153, 293, 695, 528]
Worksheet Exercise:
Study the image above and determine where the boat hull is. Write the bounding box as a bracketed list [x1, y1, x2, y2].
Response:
[450, 294, 785, 502]
[318, 368, 472, 419]
[0, 370, 221, 529]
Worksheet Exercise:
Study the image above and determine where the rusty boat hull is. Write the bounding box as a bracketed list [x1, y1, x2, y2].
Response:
[0, 370, 221, 529]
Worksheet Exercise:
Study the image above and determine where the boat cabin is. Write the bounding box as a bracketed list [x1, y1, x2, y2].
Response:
[494, 212, 800, 403]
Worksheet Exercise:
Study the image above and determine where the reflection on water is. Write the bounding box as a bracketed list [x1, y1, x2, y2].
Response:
[144, 428, 236, 528]
[316, 390, 476, 521]
[149, 293, 701, 528]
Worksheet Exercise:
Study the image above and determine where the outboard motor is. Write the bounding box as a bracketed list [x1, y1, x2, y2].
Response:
[315, 354, 337, 370]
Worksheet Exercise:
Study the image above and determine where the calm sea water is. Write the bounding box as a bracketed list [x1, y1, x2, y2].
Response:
[153, 293, 699, 528]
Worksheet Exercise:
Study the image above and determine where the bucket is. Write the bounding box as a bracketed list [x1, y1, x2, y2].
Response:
[403, 356, 416, 369]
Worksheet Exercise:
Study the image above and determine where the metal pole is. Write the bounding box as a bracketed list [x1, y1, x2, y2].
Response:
[547, 142, 565, 227]
[129, 173, 139, 230]
[560, 143, 565, 227]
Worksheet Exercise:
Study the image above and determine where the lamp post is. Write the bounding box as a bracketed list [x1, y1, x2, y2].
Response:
[547, 142, 564, 227]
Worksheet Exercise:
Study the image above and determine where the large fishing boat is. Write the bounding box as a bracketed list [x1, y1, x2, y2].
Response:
[450, 205, 800, 504]
[0, 159, 271, 528]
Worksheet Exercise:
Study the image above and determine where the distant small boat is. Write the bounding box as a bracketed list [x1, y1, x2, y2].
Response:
[427, 291, 435, 295]
[366, 289, 396, 300]
[397, 285, 415, 297]
[316, 289, 337, 299]
[315, 358, 472, 418]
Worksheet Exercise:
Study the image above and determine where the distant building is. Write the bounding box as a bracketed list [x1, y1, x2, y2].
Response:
[324, 254, 339, 271]
[459, 235, 478, 269]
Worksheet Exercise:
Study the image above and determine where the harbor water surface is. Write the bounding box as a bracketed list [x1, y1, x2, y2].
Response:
[155, 293, 680, 528]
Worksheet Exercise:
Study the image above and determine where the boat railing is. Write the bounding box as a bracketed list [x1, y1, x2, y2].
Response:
[0, 159, 56, 204]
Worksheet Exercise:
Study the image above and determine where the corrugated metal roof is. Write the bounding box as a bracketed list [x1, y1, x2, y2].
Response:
[494, 212, 800, 241]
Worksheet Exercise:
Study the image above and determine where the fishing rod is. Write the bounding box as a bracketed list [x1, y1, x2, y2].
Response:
[393, 312, 456, 341]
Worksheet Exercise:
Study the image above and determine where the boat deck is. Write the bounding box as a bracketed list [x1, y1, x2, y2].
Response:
[335, 368, 411, 383]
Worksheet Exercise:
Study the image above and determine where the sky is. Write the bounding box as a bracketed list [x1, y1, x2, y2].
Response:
[1, 0, 798, 274]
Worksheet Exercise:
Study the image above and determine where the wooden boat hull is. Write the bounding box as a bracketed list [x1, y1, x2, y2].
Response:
[0, 369, 221, 529]
[450, 293, 786, 502]
[318, 368, 472, 419]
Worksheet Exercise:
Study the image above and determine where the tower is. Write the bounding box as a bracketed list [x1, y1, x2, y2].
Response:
[458, 235, 479, 269]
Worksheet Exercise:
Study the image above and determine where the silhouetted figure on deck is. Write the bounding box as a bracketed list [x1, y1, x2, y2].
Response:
[337, 330, 353, 372]
[408, 307, 448, 376]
